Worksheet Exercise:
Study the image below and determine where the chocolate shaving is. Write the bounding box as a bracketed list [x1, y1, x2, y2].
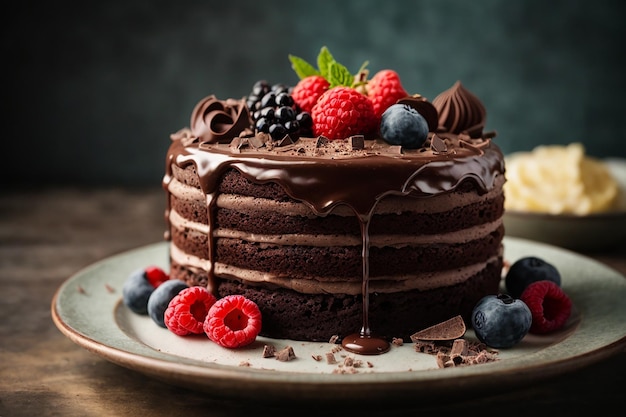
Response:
[430, 134, 447, 154]
[410, 315, 466, 342]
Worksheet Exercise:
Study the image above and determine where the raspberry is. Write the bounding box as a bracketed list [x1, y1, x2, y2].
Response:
[164, 286, 217, 336]
[367, 69, 409, 119]
[204, 295, 262, 348]
[291, 75, 329, 113]
[145, 266, 169, 288]
[311, 87, 377, 139]
[520, 280, 572, 334]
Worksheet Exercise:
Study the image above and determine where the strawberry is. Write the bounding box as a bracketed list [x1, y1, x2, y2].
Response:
[520, 280, 572, 334]
[367, 69, 409, 119]
[203, 295, 262, 348]
[291, 75, 329, 113]
[311, 86, 377, 139]
[164, 286, 217, 336]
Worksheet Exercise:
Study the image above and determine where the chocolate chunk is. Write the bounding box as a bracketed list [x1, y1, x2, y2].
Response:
[315, 135, 329, 148]
[248, 135, 267, 149]
[276, 134, 294, 147]
[410, 315, 466, 342]
[275, 346, 296, 362]
[349, 135, 365, 150]
[262, 344, 276, 358]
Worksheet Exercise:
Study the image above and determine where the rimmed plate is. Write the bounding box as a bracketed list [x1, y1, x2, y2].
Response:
[51, 238, 626, 405]
[503, 158, 626, 252]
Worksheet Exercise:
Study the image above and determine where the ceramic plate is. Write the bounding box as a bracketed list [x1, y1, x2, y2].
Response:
[51, 238, 626, 405]
[503, 158, 626, 252]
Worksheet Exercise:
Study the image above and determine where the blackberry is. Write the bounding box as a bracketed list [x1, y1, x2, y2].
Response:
[246, 80, 314, 140]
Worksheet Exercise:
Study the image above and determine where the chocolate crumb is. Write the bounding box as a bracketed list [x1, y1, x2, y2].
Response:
[331, 344, 343, 353]
[77, 285, 86, 295]
[325, 352, 337, 364]
[391, 337, 404, 346]
[436, 352, 447, 368]
[275, 346, 296, 362]
[343, 357, 354, 367]
[262, 344, 276, 358]
[238, 361, 251, 367]
[328, 335, 339, 344]
[105, 283, 115, 293]
[367, 361, 374, 368]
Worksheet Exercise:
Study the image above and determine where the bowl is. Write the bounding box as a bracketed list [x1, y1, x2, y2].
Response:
[503, 158, 626, 252]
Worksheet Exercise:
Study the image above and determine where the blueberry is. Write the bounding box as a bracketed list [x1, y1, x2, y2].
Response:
[122, 268, 155, 314]
[296, 112, 313, 129]
[269, 123, 287, 140]
[471, 294, 532, 349]
[275, 106, 295, 122]
[147, 279, 188, 328]
[505, 256, 561, 299]
[379, 104, 429, 149]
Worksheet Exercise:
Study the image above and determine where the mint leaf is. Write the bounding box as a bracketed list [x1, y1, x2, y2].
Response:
[327, 62, 354, 88]
[317, 46, 335, 80]
[289, 55, 319, 80]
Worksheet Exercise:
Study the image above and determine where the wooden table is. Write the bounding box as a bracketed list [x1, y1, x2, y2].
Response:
[2, 187, 625, 416]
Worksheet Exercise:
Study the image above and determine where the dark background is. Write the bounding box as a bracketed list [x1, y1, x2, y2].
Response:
[4, 0, 626, 187]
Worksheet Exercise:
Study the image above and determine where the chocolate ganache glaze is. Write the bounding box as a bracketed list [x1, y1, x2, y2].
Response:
[164, 90, 503, 355]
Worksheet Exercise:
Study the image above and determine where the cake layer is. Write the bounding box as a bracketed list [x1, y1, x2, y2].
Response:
[211, 258, 503, 342]
[170, 243, 503, 295]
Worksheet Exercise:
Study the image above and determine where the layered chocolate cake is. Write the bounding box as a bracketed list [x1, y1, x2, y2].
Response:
[163, 55, 505, 352]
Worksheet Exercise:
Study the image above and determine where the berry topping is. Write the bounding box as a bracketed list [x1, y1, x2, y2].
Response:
[145, 266, 169, 288]
[164, 286, 217, 336]
[367, 69, 409, 119]
[311, 87, 377, 139]
[122, 266, 168, 314]
[291, 75, 330, 113]
[520, 281, 572, 334]
[147, 279, 188, 328]
[505, 256, 562, 299]
[246, 81, 313, 140]
[471, 294, 532, 349]
[203, 295, 262, 348]
[379, 103, 429, 149]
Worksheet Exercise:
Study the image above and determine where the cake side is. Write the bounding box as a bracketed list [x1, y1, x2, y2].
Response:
[164, 132, 505, 341]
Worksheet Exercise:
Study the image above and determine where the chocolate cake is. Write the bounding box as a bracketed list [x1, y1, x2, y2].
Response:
[163, 74, 505, 352]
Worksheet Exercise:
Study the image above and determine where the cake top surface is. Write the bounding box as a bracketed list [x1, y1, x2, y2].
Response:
[165, 46, 504, 218]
